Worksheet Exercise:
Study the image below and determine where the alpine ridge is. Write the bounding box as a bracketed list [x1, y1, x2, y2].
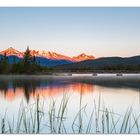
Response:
[0, 47, 23, 58]
[72, 53, 95, 62]
[0, 47, 95, 62]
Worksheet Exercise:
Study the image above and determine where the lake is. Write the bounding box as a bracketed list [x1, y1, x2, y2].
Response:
[0, 74, 140, 134]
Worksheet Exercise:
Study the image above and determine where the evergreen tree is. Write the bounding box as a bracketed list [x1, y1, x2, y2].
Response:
[32, 55, 36, 64]
[23, 46, 33, 73]
[0, 52, 9, 74]
[23, 46, 32, 65]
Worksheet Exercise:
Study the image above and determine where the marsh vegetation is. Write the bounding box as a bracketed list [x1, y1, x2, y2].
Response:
[0, 76, 140, 134]
[0, 93, 140, 134]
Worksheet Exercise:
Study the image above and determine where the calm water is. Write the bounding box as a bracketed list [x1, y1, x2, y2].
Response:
[0, 75, 140, 134]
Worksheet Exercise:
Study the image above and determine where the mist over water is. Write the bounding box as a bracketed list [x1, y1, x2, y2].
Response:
[0, 75, 140, 133]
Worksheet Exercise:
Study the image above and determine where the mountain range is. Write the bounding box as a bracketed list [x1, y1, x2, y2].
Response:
[1, 47, 140, 70]
[0, 47, 95, 66]
[55, 55, 140, 71]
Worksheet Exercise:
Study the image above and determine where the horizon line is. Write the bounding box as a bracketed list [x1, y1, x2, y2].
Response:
[0, 46, 140, 58]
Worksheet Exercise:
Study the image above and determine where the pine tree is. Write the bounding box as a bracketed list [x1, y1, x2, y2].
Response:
[23, 46, 32, 65]
[32, 55, 36, 64]
[23, 46, 33, 73]
[0, 52, 9, 74]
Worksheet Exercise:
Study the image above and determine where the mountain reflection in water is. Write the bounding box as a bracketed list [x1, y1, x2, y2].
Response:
[0, 78, 94, 102]
[0, 76, 140, 102]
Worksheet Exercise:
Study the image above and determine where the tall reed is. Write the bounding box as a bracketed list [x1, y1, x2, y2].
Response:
[0, 93, 140, 134]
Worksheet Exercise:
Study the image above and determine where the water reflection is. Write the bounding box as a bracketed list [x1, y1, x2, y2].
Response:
[0, 78, 140, 102]
[0, 76, 140, 102]
[0, 78, 95, 102]
[1, 76, 140, 134]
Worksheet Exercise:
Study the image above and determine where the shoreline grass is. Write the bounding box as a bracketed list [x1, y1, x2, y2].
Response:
[0, 94, 140, 134]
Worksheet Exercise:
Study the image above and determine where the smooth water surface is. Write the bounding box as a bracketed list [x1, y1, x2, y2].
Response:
[0, 75, 140, 134]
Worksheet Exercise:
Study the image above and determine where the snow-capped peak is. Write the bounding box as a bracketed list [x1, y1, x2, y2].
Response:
[0, 47, 95, 62]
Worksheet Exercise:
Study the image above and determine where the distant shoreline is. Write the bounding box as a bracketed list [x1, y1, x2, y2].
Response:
[1, 71, 140, 76]
[1, 73, 140, 77]
[1, 74, 140, 85]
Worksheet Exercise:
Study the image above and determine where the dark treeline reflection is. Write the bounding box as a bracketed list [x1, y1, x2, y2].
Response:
[0, 77, 140, 102]
[0, 78, 71, 102]
[0, 79, 40, 102]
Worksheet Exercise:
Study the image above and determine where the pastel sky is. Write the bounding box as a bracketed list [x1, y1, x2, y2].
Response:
[0, 7, 140, 57]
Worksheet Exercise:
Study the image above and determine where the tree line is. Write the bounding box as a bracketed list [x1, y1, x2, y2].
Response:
[56, 64, 140, 73]
[0, 47, 50, 74]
